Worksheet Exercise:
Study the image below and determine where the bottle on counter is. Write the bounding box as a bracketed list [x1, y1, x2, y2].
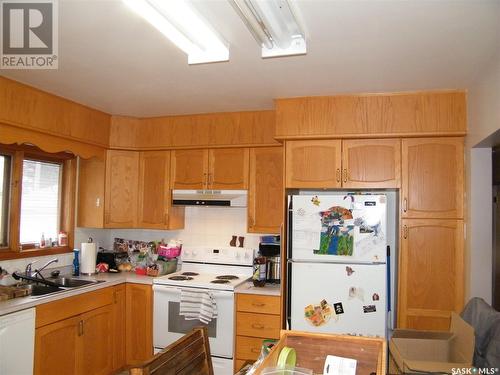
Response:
[40, 233, 46, 248]
[73, 249, 80, 276]
[252, 252, 267, 287]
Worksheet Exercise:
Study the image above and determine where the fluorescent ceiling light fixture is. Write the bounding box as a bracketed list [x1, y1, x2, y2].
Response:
[230, 0, 306, 58]
[123, 0, 229, 64]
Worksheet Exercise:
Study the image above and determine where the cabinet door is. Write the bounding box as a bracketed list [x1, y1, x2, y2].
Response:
[137, 151, 170, 229]
[248, 147, 283, 233]
[398, 219, 464, 330]
[208, 148, 249, 189]
[402, 138, 464, 219]
[171, 149, 209, 189]
[126, 283, 153, 365]
[77, 156, 105, 228]
[80, 305, 114, 375]
[35, 316, 80, 375]
[285, 140, 342, 188]
[104, 150, 139, 228]
[342, 139, 401, 188]
[112, 285, 126, 372]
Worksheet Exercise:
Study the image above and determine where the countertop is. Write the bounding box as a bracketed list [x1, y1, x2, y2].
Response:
[0, 273, 282, 316]
[235, 281, 281, 296]
[0, 271, 154, 316]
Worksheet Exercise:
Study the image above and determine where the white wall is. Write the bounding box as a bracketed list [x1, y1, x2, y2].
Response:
[466, 52, 500, 303]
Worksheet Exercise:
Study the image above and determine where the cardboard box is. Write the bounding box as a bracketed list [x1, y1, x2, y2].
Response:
[389, 313, 475, 374]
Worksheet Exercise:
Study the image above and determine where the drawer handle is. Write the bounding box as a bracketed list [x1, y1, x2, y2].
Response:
[251, 348, 261, 354]
[251, 324, 264, 329]
[252, 303, 265, 307]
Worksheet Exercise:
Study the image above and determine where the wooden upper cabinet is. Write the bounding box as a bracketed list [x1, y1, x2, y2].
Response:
[342, 139, 401, 188]
[77, 156, 105, 228]
[208, 148, 249, 189]
[285, 140, 342, 188]
[398, 219, 464, 330]
[80, 305, 114, 375]
[171, 149, 209, 189]
[104, 150, 139, 228]
[402, 138, 464, 219]
[248, 147, 283, 233]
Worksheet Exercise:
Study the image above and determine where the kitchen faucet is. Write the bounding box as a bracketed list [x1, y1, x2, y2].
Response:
[25, 258, 59, 278]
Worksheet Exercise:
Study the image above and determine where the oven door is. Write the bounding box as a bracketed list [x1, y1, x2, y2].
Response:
[153, 285, 235, 358]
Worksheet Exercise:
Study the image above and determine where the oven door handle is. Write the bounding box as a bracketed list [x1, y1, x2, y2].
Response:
[153, 285, 234, 298]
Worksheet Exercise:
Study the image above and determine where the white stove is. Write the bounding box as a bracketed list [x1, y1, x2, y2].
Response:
[153, 246, 255, 375]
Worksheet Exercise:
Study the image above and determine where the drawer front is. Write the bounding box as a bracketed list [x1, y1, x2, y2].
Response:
[236, 312, 281, 339]
[237, 294, 280, 315]
[36, 287, 114, 328]
[236, 335, 266, 361]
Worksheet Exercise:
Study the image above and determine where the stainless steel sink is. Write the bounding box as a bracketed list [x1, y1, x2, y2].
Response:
[49, 277, 102, 288]
[19, 284, 64, 297]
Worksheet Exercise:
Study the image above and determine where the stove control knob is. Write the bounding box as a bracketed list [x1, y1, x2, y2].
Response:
[184, 250, 190, 257]
[192, 250, 197, 256]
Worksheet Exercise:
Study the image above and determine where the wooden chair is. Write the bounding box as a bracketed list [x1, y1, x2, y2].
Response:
[130, 327, 214, 375]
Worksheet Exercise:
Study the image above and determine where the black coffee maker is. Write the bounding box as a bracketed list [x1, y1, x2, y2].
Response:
[259, 241, 281, 284]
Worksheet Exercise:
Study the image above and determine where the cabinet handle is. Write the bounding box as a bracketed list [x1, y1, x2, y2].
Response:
[335, 169, 340, 183]
[203, 173, 208, 189]
[403, 198, 408, 213]
[252, 302, 265, 307]
[343, 169, 348, 183]
[403, 225, 408, 239]
[251, 348, 261, 354]
[78, 320, 84, 336]
[251, 324, 264, 329]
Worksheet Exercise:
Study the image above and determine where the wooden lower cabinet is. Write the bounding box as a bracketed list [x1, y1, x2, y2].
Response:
[112, 284, 126, 372]
[126, 283, 153, 365]
[35, 315, 81, 375]
[398, 219, 464, 330]
[34, 283, 152, 375]
[234, 293, 281, 373]
[80, 305, 114, 375]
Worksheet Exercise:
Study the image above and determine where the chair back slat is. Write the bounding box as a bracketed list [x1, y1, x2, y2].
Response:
[130, 327, 213, 375]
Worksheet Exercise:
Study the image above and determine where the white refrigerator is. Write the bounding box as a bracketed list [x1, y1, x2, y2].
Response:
[287, 193, 393, 338]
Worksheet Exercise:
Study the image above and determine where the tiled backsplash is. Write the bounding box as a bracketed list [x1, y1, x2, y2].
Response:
[0, 253, 74, 274]
[76, 206, 266, 250]
[1, 207, 270, 274]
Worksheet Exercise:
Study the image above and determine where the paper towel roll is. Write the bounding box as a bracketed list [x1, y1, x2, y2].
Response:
[81, 242, 97, 275]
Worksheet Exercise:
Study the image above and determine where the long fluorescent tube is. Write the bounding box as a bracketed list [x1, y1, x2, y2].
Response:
[230, 0, 306, 58]
[123, 0, 229, 64]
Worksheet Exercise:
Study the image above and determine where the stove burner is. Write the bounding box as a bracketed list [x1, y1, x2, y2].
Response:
[216, 275, 239, 280]
[181, 272, 199, 276]
[211, 279, 230, 284]
[168, 276, 193, 281]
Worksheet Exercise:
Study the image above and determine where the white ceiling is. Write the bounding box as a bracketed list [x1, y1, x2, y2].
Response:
[1, 0, 499, 117]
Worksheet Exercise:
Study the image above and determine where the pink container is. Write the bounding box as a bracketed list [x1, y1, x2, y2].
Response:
[157, 245, 182, 259]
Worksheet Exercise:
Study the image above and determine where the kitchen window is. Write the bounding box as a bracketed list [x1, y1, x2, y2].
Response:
[0, 154, 12, 248]
[0, 144, 76, 259]
[19, 159, 62, 245]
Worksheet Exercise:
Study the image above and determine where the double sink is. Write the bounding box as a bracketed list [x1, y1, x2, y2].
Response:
[17, 276, 104, 298]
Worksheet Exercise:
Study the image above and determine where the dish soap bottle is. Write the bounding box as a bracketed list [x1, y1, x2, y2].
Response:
[252, 253, 266, 287]
[73, 249, 80, 276]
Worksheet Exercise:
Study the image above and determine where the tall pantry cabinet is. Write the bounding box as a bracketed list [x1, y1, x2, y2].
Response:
[398, 137, 465, 330]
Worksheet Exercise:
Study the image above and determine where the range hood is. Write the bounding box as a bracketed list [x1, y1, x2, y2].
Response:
[172, 190, 247, 207]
